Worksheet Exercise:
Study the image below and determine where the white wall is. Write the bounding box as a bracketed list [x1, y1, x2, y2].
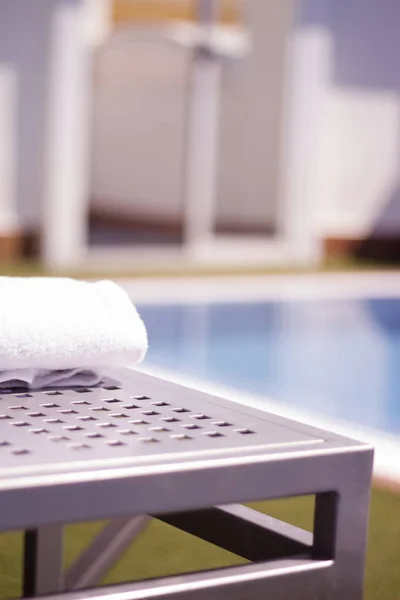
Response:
[90, 0, 293, 230]
[317, 91, 400, 238]
[0, 64, 18, 234]
[2, 0, 400, 251]
[216, 0, 292, 228]
[304, 0, 400, 239]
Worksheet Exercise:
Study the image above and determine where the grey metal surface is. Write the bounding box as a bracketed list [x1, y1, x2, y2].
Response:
[26, 474, 372, 600]
[0, 369, 357, 476]
[30, 558, 333, 600]
[0, 371, 324, 474]
[0, 368, 373, 599]
[0, 369, 372, 533]
[65, 516, 151, 591]
[23, 525, 64, 596]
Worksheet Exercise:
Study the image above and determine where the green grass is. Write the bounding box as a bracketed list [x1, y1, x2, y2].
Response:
[0, 256, 399, 280]
[1, 489, 400, 600]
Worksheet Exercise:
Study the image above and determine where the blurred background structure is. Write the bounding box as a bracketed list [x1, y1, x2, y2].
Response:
[3, 5, 400, 600]
[0, 0, 400, 272]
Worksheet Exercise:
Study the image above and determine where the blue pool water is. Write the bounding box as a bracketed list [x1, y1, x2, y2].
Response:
[138, 297, 400, 437]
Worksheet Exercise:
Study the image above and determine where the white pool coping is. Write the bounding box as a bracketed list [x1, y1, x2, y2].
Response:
[118, 271, 400, 485]
[119, 270, 400, 305]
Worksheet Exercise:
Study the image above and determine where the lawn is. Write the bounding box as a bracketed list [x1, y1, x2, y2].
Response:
[0, 256, 400, 281]
[1, 488, 399, 600]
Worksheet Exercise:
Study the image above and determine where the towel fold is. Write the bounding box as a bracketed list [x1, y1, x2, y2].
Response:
[0, 277, 148, 389]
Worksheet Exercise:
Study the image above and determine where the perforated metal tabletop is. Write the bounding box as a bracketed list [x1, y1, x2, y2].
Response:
[0, 369, 374, 600]
[0, 370, 326, 473]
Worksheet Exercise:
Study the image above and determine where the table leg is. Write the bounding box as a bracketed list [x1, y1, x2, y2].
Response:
[23, 525, 64, 597]
[313, 449, 373, 600]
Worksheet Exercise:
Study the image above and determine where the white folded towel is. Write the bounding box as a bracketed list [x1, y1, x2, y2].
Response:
[0, 277, 148, 389]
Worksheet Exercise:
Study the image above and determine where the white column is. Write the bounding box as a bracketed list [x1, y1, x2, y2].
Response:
[278, 0, 329, 265]
[84, 0, 112, 47]
[42, 0, 91, 269]
[0, 65, 19, 235]
[183, 0, 221, 250]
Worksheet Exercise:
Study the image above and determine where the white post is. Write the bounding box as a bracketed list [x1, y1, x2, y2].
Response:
[183, 0, 221, 250]
[84, 0, 112, 47]
[278, 0, 328, 265]
[42, 0, 91, 269]
[0, 65, 19, 236]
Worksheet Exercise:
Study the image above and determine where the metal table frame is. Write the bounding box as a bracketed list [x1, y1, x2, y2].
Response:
[0, 370, 373, 600]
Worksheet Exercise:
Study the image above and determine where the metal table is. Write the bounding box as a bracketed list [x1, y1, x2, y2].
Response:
[0, 369, 373, 600]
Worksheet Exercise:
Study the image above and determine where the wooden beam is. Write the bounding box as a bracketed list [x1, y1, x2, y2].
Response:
[112, 0, 240, 24]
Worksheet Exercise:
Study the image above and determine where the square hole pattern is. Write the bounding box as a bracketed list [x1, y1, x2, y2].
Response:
[0, 381, 258, 465]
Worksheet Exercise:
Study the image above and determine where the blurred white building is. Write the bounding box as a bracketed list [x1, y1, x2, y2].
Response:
[0, 0, 399, 270]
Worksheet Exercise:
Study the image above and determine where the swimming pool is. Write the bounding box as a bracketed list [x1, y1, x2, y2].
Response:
[137, 294, 400, 438]
[121, 272, 400, 479]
